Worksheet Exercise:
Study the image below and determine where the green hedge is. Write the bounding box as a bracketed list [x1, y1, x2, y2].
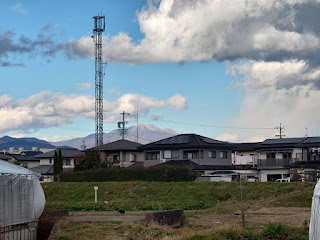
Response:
[60, 166, 196, 182]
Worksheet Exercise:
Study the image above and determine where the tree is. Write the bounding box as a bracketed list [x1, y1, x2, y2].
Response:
[54, 149, 63, 181]
[74, 149, 101, 171]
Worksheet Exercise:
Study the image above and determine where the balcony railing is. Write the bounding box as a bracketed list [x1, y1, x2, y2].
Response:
[257, 158, 295, 169]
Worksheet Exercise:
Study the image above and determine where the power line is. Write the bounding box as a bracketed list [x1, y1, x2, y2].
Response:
[141, 117, 275, 130]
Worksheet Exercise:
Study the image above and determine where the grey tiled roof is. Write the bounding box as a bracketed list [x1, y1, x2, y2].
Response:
[0, 154, 11, 160]
[30, 165, 54, 175]
[139, 134, 232, 150]
[12, 155, 40, 162]
[94, 139, 142, 151]
[153, 160, 203, 170]
[36, 148, 84, 158]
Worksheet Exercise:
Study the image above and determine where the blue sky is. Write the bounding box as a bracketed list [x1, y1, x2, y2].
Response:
[1, 0, 320, 142]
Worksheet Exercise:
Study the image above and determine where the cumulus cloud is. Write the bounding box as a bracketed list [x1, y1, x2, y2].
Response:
[0, 29, 58, 67]
[77, 82, 91, 90]
[0, 91, 187, 134]
[227, 60, 320, 139]
[61, 0, 320, 65]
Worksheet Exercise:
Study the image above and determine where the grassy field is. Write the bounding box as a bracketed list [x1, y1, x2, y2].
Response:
[44, 181, 314, 239]
[42, 181, 315, 211]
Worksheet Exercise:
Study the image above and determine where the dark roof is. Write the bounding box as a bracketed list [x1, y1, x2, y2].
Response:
[232, 142, 261, 151]
[0, 154, 11, 160]
[127, 162, 144, 168]
[139, 134, 232, 150]
[12, 155, 40, 162]
[153, 160, 203, 170]
[36, 148, 84, 158]
[258, 137, 320, 149]
[20, 151, 43, 156]
[30, 165, 54, 175]
[94, 139, 142, 151]
[194, 165, 237, 171]
[287, 161, 320, 169]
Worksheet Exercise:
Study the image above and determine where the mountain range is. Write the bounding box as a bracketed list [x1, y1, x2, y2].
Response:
[50, 124, 178, 149]
[0, 124, 178, 151]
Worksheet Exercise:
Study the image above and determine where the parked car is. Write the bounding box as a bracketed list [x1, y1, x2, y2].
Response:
[275, 178, 290, 182]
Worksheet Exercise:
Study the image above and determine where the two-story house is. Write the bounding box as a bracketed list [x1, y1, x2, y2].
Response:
[35, 148, 84, 171]
[138, 134, 233, 168]
[93, 139, 143, 167]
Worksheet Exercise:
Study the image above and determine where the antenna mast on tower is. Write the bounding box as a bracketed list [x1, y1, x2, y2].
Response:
[92, 14, 105, 147]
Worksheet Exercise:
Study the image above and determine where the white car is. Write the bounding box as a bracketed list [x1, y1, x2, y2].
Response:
[275, 178, 291, 182]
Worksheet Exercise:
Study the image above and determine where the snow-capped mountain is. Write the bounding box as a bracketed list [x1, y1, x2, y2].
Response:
[50, 124, 178, 149]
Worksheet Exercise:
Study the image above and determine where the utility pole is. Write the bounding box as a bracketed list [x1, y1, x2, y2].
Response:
[118, 111, 130, 140]
[275, 123, 285, 139]
[136, 105, 139, 143]
[92, 14, 105, 147]
[81, 139, 87, 150]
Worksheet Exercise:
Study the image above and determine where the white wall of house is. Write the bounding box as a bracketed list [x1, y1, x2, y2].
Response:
[20, 161, 40, 169]
[232, 151, 257, 165]
[260, 169, 290, 182]
[39, 158, 74, 169]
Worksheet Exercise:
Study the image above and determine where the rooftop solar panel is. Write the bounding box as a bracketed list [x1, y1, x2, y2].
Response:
[156, 135, 190, 145]
[262, 138, 305, 145]
[200, 137, 225, 144]
[301, 137, 320, 144]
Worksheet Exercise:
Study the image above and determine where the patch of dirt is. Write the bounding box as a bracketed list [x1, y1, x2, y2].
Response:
[187, 207, 310, 228]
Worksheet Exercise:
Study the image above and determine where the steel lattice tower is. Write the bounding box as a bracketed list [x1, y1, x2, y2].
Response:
[93, 14, 105, 146]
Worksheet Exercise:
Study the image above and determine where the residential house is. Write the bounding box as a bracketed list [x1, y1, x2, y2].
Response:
[35, 148, 84, 171]
[30, 165, 54, 182]
[138, 134, 233, 167]
[231, 142, 261, 168]
[286, 137, 320, 181]
[10, 151, 43, 169]
[254, 137, 320, 182]
[93, 139, 143, 167]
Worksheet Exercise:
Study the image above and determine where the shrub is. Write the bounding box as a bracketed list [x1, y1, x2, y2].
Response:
[60, 166, 196, 182]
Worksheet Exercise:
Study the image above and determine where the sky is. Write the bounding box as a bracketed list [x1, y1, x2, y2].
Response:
[1, 0, 320, 143]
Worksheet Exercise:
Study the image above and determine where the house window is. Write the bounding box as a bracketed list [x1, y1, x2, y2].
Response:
[49, 159, 52, 164]
[130, 154, 137, 162]
[113, 154, 120, 162]
[220, 151, 227, 159]
[163, 150, 179, 159]
[145, 152, 160, 160]
[200, 150, 204, 159]
[21, 163, 28, 168]
[183, 151, 198, 159]
[267, 153, 276, 159]
[208, 151, 216, 158]
[283, 152, 292, 159]
[63, 159, 71, 165]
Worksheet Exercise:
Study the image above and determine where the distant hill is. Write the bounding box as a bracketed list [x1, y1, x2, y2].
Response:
[0, 136, 56, 151]
[50, 124, 178, 149]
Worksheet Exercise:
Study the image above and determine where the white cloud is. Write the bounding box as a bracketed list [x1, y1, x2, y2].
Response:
[62, 0, 320, 64]
[216, 133, 239, 142]
[42, 135, 76, 142]
[0, 91, 187, 135]
[77, 82, 91, 90]
[10, 3, 27, 15]
[227, 60, 320, 139]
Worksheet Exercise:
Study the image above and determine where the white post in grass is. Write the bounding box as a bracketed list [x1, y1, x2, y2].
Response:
[94, 186, 98, 203]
